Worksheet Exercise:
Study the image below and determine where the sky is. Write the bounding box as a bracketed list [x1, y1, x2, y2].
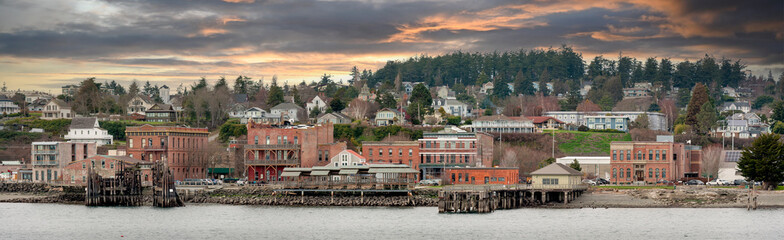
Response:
[0, 0, 781, 94]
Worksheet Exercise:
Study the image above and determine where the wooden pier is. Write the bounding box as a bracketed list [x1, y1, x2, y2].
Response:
[438, 184, 587, 213]
[151, 162, 184, 208]
[85, 164, 144, 206]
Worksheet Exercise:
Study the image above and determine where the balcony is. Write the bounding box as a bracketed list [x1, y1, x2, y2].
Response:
[33, 150, 58, 154]
[142, 146, 167, 151]
[33, 160, 58, 166]
[245, 158, 300, 166]
[244, 144, 300, 150]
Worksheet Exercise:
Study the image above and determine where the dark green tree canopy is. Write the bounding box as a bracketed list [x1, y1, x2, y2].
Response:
[737, 133, 784, 189]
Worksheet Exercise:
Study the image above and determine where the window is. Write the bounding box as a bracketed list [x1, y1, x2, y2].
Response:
[662, 169, 666, 178]
[277, 136, 281, 144]
[626, 168, 631, 179]
[465, 173, 469, 182]
[612, 150, 617, 160]
[101, 160, 105, 169]
[542, 178, 559, 185]
[266, 136, 270, 144]
[389, 148, 393, 155]
[649, 168, 653, 178]
[129, 139, 134, 148]
[82, 176, 86, 182]
[294, 136, 298, 144]
[499, 177, 505, 182]
[458, 173, 462, 182]
[627, 152, 631, 161]
[379, 149, 383, 156]
[399, 149, 403, 156]
[620, 150, 624, 161]
[111, 163, 114, 169]
[655, 168, 660, 179]
[637, 151, 642, 160]
[254, 136, 259, 145]
[649, 150, 653, 161]
[451, 173, 456, 182]
[619, 169, 624, 178]
[662, 150, 667, 161]
[82, 163, 86, 169]
[426, 141, 431, 148]
[318, 151, 323, 161]
[368, 148, 373, 156]
[148, 138, 153, 147]
[655, 150, 660, 160]
[613, 168, 617, 178]
[283, 136, 288, 144]
[409, 149, 413, 156]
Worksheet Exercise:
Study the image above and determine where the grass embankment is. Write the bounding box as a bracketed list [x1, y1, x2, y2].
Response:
[557, 130, 631, 154]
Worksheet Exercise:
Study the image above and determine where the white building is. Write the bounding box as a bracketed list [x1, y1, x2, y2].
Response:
[718, 150, 744, 182]
[470, 115, 535, 133]
[716, 113, 770, 139]
[41, 99, 73, 120]
[433, 98, 471, 118]
[544, 111, 668, 131]
[0, 95, 20, 114]
[159, 85, 171, 104]
[722, 87, 739, 98]
[305, 95, 328, 116]
[328, 150, 366, 167]
[127, 94, 155, 116]
[479, 82, 494, 94]
[64, 117, 113, 146]
[720, 102, 751, 113]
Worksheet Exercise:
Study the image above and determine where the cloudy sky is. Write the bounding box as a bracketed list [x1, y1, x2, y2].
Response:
[0, 0, 781, 93]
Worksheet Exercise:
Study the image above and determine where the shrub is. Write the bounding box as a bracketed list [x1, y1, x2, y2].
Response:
[577, 125, 589, 131]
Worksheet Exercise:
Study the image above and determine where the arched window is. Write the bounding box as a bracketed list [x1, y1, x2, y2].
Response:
[649, 168, 653, 178]
[662, 168, 666, 178]
[655, 168, 660, 179]
[613, 168, 617, 178]
[619, 168, 623, 178]
[626, 168, 631, 179]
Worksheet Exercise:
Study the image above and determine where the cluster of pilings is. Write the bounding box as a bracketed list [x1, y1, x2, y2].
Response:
[152, 162, 184, 208]
[438, 188, 585, 213]
[85, 164, 144, 206]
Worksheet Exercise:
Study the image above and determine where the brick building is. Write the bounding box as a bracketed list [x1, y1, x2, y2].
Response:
[610, 140, 702, 184]
[61, 155, 153, 185]
[125, 125, 209, 181]
[361, 141, 420, 169]
[446, 167, 519, 185]
[417, 131, 494, 180]
[244, 122, 345, 182]
[31, 141, 97, 183]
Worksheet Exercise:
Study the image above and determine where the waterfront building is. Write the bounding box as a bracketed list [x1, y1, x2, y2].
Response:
[244, 122, 345, 182]
[544, 111, 667, 131]
[530, 163, 583, 188]
[31, 141, 97, 183]
[41, 99, 73, 120]
[470, 115, 535, 133]
[62, 155, 152, 185]
[555, 156, 611, 179]
[279, 164, 418, 189]
[718, 150, 744, 182]
[64, 117, 113, 146]
[417, 131, 494, 179]
[374, 108, 404, 126]
[609, 140, 702, 184]
[361, 141, 420, 169]
[446, 167, 519, 185]
[125, 125, 209, 181]
[328, 150, 365, 167]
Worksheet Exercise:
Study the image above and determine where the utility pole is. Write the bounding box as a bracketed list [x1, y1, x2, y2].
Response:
[551, 128, 555, 158]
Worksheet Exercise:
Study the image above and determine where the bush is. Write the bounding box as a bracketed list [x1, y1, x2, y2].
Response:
[588, 129, 625, 133]
[99, 121, 130, 141]
[218, 120, 247, 143]
[446, 116, 461, 126]
[753, 95, 774, 109]
[463, 119, 473, 125]
[674, 124, 690, 134]
[577, 125, 589, 131]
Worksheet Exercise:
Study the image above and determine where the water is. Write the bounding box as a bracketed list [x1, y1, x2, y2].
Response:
[1, 203, 781, 239]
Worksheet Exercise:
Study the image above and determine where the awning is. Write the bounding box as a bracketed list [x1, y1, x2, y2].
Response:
[310, 170, 330, 176]
[369, 168, 419, 174]
[338, 169, 359, 175]
[280, 171, 301, 177]
[208, 168, 234, 174]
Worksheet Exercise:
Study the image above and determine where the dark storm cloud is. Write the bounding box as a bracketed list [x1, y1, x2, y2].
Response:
[0, 0, 780, 68]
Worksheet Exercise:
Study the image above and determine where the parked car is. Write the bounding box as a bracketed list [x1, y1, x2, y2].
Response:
[236, 178, 247, 186]
[685, 180, 704, 185]
[733, 179, 748, 186]
[656, 179, 671, 185]
[582, 179, 596, 186]
[419, 179, 440, 186]
[596, 178, 610, 185]
[706, 180, 720, 186]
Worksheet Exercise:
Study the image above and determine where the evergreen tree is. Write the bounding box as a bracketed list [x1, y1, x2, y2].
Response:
[377, 92, 397, 109]
[569, 160, 582, 171]
[267, 76, 284, 108]
[686, 83, 710, 128]
[696, 101, 717, 134]
[737, 133, 784, 190]
[514, 71, 535, 95]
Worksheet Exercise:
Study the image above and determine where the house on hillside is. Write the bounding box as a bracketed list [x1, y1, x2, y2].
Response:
[41, 99, 72, 120]
[0, 95, 20, 114]
[64, 117, 113, 146]
[721, 101, 750, 113]
[622, 87, 650, 98]
[145, 104, 177, 123]
[127, 94, 155, 116]
[27, 98, 49, 112]
[402, 82, 426, 95]
[530, 163, 583, 189]
[479, 82, 494, 94]
[270, 102, 305, 123]
[436, 86, 456, 99]
[470, 115, 535, 133]
[432, 98, 471, 118]
[317, 112, 352, 124]
[585, 115, 629, 132]
[306, 95, 329, 116]
[375, 108, 404, 126]
[528, 116, 564, 131]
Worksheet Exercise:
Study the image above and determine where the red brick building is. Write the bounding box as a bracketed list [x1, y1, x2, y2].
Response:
[361, 141, 420, 169]
[244, 122, 345, 182]
[62, 155, 153, 185]
[446, 167, 519, 185]
[610, 141, 702, 184]
[125, 125, 209, 181]
[417, 131, 494, 180]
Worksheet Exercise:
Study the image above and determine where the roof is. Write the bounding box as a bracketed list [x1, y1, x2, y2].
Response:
[722, 101, 750, 108]
[727, 120, 748, 126]
[70, 117, 99, 129]
[722, 150, 742, 162]
[531, 163, 582, 176]
[475, 115, 531, 122]
[344, 150, 363, 159]
[433, 98, 468, 106]
[318, 112, 350, 120]
[528, 116, 564, 124]
[377, 108, 402, 115]
[48, 98, 70, 109]
[271, 102, 305, 111]
[147, 103, 174, 112]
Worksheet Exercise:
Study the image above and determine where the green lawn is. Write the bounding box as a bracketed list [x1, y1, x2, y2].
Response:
[776, 186, 784, 191]
[594, 185, 675, 190]
[558, 131, 631, 154]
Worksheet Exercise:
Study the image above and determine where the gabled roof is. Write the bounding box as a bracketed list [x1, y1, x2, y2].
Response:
[377, 108, 402, 115]
[271, 102, 305, 111]
[318, 112, 350, 120]
[722, 101, 750, 108]
[475, 115, 531, 122]
[70, 117, 99, 129]
[344, 149, 365, 159]
[528, 116, 564, 124]
[531, 163, 582, 176]
[47, 98, 71, 109]
[147, 103, 174, 111]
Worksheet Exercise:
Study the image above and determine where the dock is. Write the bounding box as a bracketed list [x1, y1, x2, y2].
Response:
[438, 184, 588, 213]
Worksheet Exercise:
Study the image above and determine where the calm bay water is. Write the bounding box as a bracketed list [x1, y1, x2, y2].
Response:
[1, 203, 782, 239]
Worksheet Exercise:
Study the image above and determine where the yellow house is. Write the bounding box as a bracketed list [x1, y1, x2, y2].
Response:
[531, 163, 583, 189]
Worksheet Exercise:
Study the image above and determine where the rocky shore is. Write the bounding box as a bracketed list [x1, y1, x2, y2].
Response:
[566, 186, 784, 208]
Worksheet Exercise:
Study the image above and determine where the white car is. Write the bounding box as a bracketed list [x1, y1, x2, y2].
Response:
[706, 179, 729, 186]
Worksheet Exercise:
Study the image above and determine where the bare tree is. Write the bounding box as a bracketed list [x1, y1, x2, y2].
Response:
[659, 98, 678, 131]
[345, 99, 369, 120]
[577, 100, 602, 112]
[701, 144, 723, 181]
